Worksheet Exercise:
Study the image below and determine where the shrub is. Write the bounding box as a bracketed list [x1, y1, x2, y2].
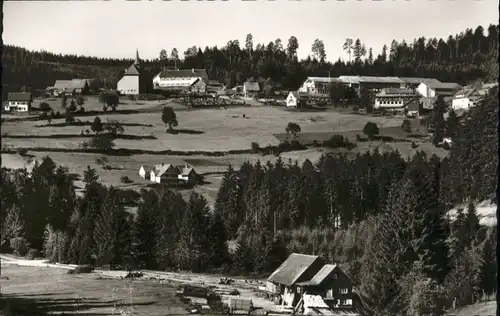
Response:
[40, 102, 52, 112]
[356, 134, 362, 142]
[411, 141, 419, 149]
[120, 176, 133, 184]
[352, 106, 359, 112]
[323, 134, 356, 149]
[250, 142, 260, 153]
[26, 248, 40, 259]
[443, 142, 451, 150]
[10, 237, 28, 257]
[363, 122, 380, 139]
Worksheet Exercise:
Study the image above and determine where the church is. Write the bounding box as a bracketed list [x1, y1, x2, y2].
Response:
[117, 50, 149, 95]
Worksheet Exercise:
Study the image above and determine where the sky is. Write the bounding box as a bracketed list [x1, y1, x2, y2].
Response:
[4, 0, 499, 62]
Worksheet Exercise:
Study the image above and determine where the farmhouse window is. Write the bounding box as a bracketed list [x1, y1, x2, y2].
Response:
[340, 288, 348, 294]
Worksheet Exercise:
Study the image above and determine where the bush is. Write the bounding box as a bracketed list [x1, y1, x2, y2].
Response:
[40, 102, 52, 112]
[250, 142, 260, 153]
[443, 142, 451, 150]
[363, 122, 380, 139]
[10, 237, 28, 256]
[26, 248, 40, 259]
[356, 134, 362, 142]
[411, 141, 419, 149]
[120, 176, 133, 184]
[323, 134, 356, 149]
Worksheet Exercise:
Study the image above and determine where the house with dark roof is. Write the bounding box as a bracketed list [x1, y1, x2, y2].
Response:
[243, 81, 260, 98]
[153, 69, 209, 93]
[295, 264, 354, 309]
[117, 50, 148, 96]
[266, 253, 325, 307]
[139, 163, 198, 185]
[5, 92, 33, 112]
[417, 81, 462, 98]
[398, 77, 442, 90]
[49, 79, 90, 96]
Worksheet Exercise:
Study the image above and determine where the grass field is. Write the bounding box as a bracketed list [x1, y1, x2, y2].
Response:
[1, 98, 445, 207]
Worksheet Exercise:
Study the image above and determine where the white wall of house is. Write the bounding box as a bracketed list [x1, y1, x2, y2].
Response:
[417, 83, 435, 98]
[150, 171, 157, 182]
[286, 93, 298, 107]
[299, 80, 316, 94]
[6, 101, 30, 112]
[452, 97, 476, 110]
[139, 166, 146, 178]
[117, 76, 140, 95]
[374, 98, 406, 109]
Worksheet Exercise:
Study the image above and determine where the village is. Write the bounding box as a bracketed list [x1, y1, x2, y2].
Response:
[5, 50, 497, 118]
[2, 0, 498, 314]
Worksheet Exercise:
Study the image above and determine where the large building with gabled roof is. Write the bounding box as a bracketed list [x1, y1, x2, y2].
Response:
[117, 49, 147, 95]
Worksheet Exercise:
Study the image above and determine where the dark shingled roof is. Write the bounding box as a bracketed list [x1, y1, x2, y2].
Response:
[398, 77, 442, 85]
[267, 253, 320, 286]
[158, 69, 209, 82]
[296, 264, 337, 286]
[123, 64, 140, 76]
[425, 81, 462, 90]
[8, 92, 32, 102]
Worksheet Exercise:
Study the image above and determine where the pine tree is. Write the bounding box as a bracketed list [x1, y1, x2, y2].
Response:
[176, 192, 210, 272]
[133, 189, 160, 269]
[155, 190, 185, 270]
[206, 210, 230, 271]
[431, 96, 446, 145]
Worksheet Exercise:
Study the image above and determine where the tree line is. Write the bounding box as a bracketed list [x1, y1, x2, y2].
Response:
[3, 24, 498, 97]
[1, 86, 497, 315]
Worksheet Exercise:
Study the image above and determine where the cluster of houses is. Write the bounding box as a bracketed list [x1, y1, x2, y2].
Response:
[285, 75, 497, 116]
[263, 253, 358, 315]
[3, 49, 497, 115]
[138, 163, 198, 185]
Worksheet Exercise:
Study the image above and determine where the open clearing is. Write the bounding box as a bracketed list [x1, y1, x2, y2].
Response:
[2, 101, 447, 207]
[0, 258, 276, 315]
[2, 105, 405, 151]
[0, 264, 189, 316]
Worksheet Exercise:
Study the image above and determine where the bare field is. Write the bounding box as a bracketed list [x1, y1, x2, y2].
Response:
[0, 265, 189, 316]
[1, 106, 443, 207]
[3, 106, 405, 151]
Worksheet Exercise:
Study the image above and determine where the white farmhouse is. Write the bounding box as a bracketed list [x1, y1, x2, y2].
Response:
[5, 92, 33, 112]
[299, 77, 340, 95]
[153, 69, 208, 92]
[117, 50, 142, 96]
[417, 81, 461, 98]
[451, 87, 481, 110]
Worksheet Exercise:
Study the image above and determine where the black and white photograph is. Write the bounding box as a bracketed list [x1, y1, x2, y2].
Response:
[0, 0, 498, 315]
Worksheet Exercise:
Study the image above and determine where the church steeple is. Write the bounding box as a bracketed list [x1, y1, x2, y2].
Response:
[134, 49, 140, 66]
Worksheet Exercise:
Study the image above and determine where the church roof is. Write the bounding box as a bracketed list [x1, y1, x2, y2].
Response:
[124, 64, 140, 76]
